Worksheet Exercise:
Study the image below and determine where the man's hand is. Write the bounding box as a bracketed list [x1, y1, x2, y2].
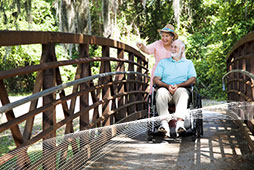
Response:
[168, 84, 178, 95]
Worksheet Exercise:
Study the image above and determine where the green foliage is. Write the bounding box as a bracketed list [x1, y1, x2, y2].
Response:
[179, 0, 254, 100]
[119, 0, 175, 44]
[0, 45, 39, 94]
[0, 0, 58, 94]
[30, 0, 57, 31]
[0, 0, 253, 99]
[0, 134, 15, 157]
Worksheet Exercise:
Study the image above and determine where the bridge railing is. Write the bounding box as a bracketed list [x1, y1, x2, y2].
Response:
[0, 31, 149, 169]
[224, 31, 254, 144]
[226, 32, 254, 102]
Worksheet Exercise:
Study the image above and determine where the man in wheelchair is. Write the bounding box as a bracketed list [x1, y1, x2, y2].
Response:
[153, 39, 196, 138]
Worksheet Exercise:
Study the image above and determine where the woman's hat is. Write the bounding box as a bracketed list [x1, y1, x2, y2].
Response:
[157, 24, 178, 40]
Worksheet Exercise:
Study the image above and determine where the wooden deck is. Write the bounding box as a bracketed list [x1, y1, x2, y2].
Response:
[85, 110, 254, 170]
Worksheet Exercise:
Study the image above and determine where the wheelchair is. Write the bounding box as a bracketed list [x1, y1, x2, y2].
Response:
[147, 84, 203, 142]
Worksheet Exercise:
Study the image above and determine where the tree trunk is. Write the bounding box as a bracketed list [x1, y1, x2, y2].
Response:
[75, 0, 91, 34]
[173, 0, 181, 29]
[102, 0, 111, 37]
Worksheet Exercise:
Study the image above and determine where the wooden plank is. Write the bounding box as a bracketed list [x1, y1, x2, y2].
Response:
[87, 100, 147, 129]
[42, 43, 57, 170]
[228, 55, 233, 101]
[127, 53, 136, 114]
[250, 42, 254, 101]
[55, 62, 79, 165]
[242, 55, 247, 96]
[0, 31, 148, 62]
[69, 64, 82, 116]
[0, 81, 24, 146]
[115, 49, 126, 122]
[23, 48, 48, 141]
[19, 72, 44, 169]
[144, 59, 150, 93]
[0, 57, 147, 81]
[0, 81, 32, 169]
[234, 119, 254, 152]
[23, 72, 42, 140]
[246, 120, 254, 135]
[91, 89, 100, 127]
[79, 44, 91, 164]
[100, 46, 112, 126]
[136, 57, 143, 111]
[116, 110, 147, 124]
[79, 44, 90, 131]
[227, 54, 254, 64]
[55, 67, 74, 133]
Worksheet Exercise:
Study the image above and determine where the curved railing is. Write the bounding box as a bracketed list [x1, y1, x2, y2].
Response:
[224, 32, 254, 150]
[0, 31, 149, 169]
[226, 32, 254, 102]
[222, 69, 254, 102]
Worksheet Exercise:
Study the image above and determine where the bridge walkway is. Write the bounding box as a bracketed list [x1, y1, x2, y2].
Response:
[86, 109, 254, 170]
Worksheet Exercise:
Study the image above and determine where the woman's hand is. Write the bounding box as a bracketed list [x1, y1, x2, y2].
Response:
[136, 42, 150, 54]
[136, 42, 145, 50]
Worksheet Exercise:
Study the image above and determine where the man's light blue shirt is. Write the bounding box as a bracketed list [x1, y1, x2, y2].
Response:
[154, 57, 197, 85]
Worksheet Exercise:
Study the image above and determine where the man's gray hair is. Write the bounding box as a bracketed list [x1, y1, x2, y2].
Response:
[173, 39, 185, 51]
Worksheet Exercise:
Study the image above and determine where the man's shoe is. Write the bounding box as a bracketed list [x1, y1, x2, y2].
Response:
[158, 126, 167, 133]
[164, 134, 171, 140]
[176, 120, 186, 134]
[158, 120, 171, 137]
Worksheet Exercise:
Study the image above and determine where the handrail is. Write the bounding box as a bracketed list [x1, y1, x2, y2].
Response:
[0, 31, 147, 62]
[222, 69, 254, 91]
[0, 71, 147, 114]
[0, 57, 148, 80]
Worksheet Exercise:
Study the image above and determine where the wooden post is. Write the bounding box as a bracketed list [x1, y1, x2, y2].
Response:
[250, 42, 254, 101]
[0, 80, 31, 169]
[227, 57, 231, 101]
[0, 81, 23, 146]
[42, 43, 57, 170]
[136, 57, 143, 111]
[127, 53, 136, 114]
[75, 44, 91, 167]
[100, 46, 112, 126]
[79, 44, 90, 131]
[115, 49, 126, 121]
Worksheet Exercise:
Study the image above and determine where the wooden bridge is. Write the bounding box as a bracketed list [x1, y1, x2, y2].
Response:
[0, 31, 253, 169]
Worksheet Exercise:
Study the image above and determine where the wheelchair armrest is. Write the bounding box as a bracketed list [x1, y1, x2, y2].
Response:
[152, 84, 158, 88]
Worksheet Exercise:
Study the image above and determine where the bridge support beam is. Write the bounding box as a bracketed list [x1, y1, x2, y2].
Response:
[42, 43, 57, 170]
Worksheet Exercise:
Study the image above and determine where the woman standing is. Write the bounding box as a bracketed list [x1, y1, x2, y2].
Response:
[136, 24, 178, 93]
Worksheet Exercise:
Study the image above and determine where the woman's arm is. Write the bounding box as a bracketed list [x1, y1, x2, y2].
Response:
[136, 42, 150, 54]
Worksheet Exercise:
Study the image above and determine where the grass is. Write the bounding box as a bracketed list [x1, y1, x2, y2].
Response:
[0, 133, 16, 157]
[0, 111, 81, 166]
[0, 137, 81, 170]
